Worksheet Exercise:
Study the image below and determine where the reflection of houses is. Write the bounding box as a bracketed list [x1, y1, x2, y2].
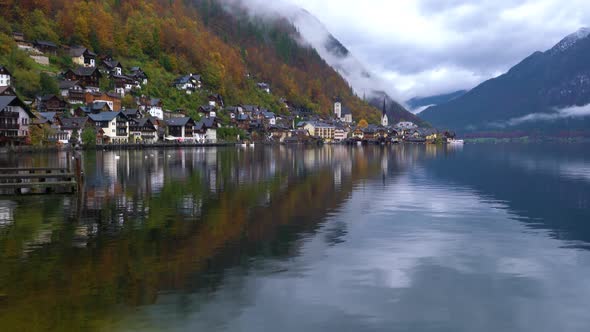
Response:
[0, 201, 16, 226]
[88, 112, 129, 143]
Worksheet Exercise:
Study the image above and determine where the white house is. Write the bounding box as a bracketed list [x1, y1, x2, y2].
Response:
[0, 94, 35, 144]
[257, 82, 271, 94]
[142, 98, 163, 120]
[173, 74, 202, 94]
[88, 112, 129, 143]
[0, 66, 11, 87]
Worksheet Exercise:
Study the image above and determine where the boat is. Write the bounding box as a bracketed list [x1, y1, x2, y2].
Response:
[448, 139, 465, 145]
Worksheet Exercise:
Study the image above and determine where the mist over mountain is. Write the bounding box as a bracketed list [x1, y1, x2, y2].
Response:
[407, 90, 468, 113]
[420, 28, 590, 135]
[217, 0, 414, 119]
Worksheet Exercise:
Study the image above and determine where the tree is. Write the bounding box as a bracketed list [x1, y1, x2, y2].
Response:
[28, 123, 55, 146]
[39, 73, 59, 96]
[69, 128, 80, 146]
[81, 128, 96, 148]
[358, 119, 369, 128]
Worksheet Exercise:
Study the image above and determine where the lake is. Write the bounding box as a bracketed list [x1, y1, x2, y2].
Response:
[0, 144, 589, 331]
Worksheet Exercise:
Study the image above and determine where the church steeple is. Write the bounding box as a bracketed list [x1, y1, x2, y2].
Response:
[382, 97, 387, 116]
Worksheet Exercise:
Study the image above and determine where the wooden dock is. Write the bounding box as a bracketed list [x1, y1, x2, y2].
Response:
[0, 155, 83, 195]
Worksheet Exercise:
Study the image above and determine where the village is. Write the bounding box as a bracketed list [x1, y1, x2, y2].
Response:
[0, 36, 456, 149]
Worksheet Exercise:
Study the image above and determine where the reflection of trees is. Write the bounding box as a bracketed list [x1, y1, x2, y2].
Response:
[0, 147, 386, 331]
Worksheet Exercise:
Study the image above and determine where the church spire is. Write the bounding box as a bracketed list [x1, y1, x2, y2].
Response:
[382, 97, 387, 116]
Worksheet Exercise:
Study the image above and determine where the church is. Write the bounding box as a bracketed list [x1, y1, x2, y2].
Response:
[334, 98, 353, 123]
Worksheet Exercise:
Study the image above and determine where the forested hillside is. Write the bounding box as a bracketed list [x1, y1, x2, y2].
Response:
[0, 0, 390, 123]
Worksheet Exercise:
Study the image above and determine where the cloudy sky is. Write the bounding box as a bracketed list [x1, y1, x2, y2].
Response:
[280, 0, 590, 99]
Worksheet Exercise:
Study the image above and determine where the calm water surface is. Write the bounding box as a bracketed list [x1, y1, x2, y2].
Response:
[0, 144, 589, 331]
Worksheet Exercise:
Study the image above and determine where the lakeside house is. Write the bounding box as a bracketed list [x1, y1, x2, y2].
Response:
[59, 117, 89, 144]
[0, 93, 34, 146]
[88, 112, 129, 144]
[302, 121, 336, 142]
[129, 117, 158, 143]
[166, 117, 195, 141]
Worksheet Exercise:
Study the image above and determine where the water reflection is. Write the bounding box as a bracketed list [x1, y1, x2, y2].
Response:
[0, 144, 589, 331]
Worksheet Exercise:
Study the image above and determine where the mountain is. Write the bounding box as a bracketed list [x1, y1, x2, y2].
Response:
[367, 91, 429, 126]
[407, 90, 467, 112]
[420, 28, 590, 134]
[0, 0, 409, 123]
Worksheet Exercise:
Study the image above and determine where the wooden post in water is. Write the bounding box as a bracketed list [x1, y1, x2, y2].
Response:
[75, 153, 83, 193]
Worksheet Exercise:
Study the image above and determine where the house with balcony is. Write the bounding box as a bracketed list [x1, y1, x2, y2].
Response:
[0, 95, 34, 146]
[88, 112, 129, 143]
[59, 117, 89, 145]
[63, 67, 102, 92]
[303, 121, 336, 142]
[129, 117, 158, 143]
[59, 80, 85, 104]
[165, 117, 195, 141]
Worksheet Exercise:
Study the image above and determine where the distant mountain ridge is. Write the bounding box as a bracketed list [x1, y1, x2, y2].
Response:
[420, 28, 590, 134]
[407, 90, 467, 111]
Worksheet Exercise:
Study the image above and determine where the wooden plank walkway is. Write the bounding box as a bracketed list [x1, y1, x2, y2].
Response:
[0, 154, 83, 195]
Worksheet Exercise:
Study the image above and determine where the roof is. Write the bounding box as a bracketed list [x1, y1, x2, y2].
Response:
[241, 105, 258, 112]
[103, 60, 122, 69]
[88, 112, 124, 122]
[38, 112, 57, 121]
[0, 66, 11, 76]
[69, 47, 96, 57]
[89, 102, 110, 111]
[60, 117, 88, 130]
[166, 117, 193, 126]
[0, 96, 25, 110]
[201, 117, 218, 128]
[199, 105, 215, 112]
[305, 121, 335, 129]
[123, 109, 139, 116]
[70, 66, 100, 77]
[173, 74, 201, 85]
[59, 80, 80, 89]
[40, 94, 61, 102]
[341, 106, 352, 115]
[34, 40, 57, 48]
[263, 111, 275, 119]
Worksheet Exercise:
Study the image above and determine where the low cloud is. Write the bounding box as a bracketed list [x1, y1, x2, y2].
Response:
[492, 104, 590, 128]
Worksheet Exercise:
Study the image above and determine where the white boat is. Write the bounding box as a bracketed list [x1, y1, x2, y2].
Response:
[448, 139, 464, 145]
